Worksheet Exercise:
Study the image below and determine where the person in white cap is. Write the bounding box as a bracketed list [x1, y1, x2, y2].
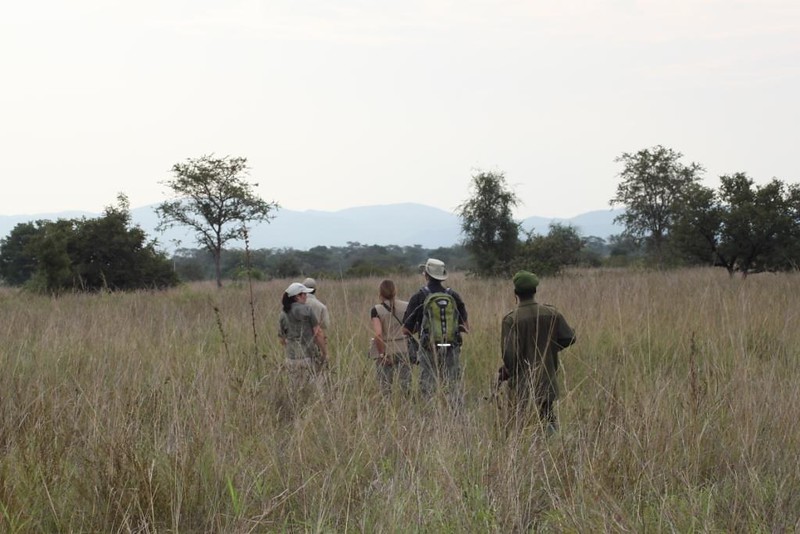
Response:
[278, 282, 329, 384]
[402, 258, 469, 402]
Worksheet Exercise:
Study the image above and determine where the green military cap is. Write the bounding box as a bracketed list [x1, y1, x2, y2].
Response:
[512, 270, 539, 292]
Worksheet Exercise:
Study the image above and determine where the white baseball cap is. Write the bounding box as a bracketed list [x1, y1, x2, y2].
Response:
[285, 282, 313, 297]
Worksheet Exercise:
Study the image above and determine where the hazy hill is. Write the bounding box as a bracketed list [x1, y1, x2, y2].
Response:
[0, 203, 624, 251]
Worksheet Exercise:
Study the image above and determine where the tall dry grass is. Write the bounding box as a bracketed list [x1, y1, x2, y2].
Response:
[1, 268, 799, 532]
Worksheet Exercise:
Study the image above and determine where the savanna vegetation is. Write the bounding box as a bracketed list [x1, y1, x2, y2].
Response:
[2, 267, 799, 532]
[0, 195, 177, 294]
[4, 145, 797, 294]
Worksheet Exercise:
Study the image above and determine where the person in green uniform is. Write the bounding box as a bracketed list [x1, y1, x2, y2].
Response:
[498, 270, 576, 433]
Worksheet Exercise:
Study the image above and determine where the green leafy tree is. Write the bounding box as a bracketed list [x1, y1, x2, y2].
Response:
[672, 174, 800, 276]
[0, 221, 40, 285]
[156, 155, 279, 288]
[605, 234, 645, 267]
[671, 183, 724, 268]
[515, 223, 583, 276]
[26, 219, 75, 294]
[1, 196, 177, 293]
[717, 174, 799, 275]
[581, 236, 610, 264]
[610, 145, 704, 265]
[70, 195, 178, 290]
[457, 170, 520, 276]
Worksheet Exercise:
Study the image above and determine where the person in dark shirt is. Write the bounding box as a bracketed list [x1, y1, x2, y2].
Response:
[402, 258, 468, 402]
[498, 270, 575, 434]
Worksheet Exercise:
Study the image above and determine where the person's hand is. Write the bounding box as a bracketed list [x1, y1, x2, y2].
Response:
[497, 366, 510, 382]
[379, 354, 393, 367]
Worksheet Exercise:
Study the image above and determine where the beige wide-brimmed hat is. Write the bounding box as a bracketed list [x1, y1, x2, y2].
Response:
[419, 258, 448, 281]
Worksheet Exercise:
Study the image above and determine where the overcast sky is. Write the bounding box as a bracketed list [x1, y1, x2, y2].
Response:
[1, 1, 798, 219]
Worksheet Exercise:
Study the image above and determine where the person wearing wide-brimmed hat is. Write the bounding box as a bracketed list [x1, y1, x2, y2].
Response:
[402, 258, 469, 402]
[498, 270, 575, 434]
[278, 282, 329, 384]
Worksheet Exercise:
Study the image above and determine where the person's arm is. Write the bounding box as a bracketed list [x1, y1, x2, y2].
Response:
[372, 315, 394, 366]
[402, 291, 424, 335]
[371, 316, 386, 354]
[303, 305, 327, 360]
[313, 325, 328, 360]
[321, 305, 331, 330]
[500, 314, 514, 373]
[278, 313, 288, 346]
[555, 314, 576, 349]
[453, 290, 470, 333]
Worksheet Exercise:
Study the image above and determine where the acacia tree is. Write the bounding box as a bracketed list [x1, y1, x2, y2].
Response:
[457, 170, 520, 276]
[156, 155, 279, 287]
[610, 145, 704, 266]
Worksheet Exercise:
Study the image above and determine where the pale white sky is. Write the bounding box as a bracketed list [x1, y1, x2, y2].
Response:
[1, 1, 798, 218]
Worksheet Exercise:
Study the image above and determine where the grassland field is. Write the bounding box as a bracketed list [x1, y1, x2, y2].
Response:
[1, 267, 799, 532]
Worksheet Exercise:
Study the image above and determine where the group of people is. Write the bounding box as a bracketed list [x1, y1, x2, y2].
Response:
[277, 259, 576, 431]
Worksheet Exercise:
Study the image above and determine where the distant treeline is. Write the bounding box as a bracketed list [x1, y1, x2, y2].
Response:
[173, 243, 473, 282]
[170, 232, 626, 283]
[0, 200, 628, 291]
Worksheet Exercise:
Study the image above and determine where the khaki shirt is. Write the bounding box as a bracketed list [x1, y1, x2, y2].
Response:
[306, 294, 331, 330]
[372, 299, 409, 357]
[279, 302, 320, 360]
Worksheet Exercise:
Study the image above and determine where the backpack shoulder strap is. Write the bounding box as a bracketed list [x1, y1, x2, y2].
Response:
[382, 302, 404, 326]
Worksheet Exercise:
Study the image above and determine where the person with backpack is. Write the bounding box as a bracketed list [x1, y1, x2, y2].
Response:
[402, 258, 469, 401]
[497, 270, 575, 434]
[369, 279, 411, 396]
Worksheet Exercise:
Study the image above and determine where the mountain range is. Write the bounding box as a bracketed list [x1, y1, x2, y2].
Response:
[0, 203, 624, 251]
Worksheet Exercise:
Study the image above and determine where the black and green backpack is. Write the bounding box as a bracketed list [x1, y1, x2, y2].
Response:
[420, 287, 459, 349]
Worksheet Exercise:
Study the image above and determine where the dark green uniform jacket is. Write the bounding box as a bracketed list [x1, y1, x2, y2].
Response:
[501, 300, 576, 403]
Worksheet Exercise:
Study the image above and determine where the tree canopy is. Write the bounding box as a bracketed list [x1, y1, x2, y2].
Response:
[457, 171, 520, 276]
[611, 145, 704, 265]
[515, 223, 587, 276]
[673, 173, 800, 275]
[156, 155, 279, 288]
[0, 195, 178, 293]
